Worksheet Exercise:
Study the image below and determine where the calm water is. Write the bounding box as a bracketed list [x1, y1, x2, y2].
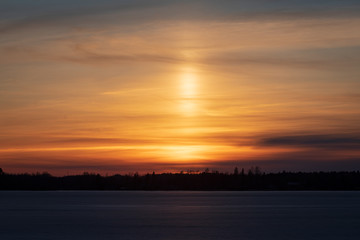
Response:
[0, 191, 359, 240]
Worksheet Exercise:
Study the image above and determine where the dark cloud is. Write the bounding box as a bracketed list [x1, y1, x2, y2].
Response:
[0, 1, 167, 34]
[260, 134, 360, 150]
[1, 0, 359, 34]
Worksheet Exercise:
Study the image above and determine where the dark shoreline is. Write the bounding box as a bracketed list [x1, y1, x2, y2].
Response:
[1, 169, 360, 191]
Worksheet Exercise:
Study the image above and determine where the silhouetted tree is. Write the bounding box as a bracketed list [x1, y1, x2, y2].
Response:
[254, 166, 262, 175]
[234, 167, 239, 175]
[249, 166, 262, 175]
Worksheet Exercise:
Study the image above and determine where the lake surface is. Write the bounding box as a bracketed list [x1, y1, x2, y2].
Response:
[0, 191, 359, 240]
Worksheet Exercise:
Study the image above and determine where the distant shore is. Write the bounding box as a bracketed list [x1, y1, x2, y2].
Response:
[1, 168, 360, 191]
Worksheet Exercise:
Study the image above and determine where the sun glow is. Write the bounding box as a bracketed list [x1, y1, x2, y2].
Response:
[180, 71, 197, 98]
[179, 66, 199, 116]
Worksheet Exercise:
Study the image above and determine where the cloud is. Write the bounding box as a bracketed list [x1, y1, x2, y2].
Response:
[202, 54, 352, 70]
[65, 42, 360, 69]
[61, 47, 183, 65]
[48, 137, 157, 145]
[1, 0, 359, 35]
[0, 1, 167, 34]
[260, 134, 360, 150]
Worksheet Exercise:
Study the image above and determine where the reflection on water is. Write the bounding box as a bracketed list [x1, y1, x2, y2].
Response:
[0, 191, 360, 240]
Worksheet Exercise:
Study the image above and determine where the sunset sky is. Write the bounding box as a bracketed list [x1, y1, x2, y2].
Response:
[1, 0, 360, 175]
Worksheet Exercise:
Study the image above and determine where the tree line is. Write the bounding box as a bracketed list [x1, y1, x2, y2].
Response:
[1, 167, 360, 190]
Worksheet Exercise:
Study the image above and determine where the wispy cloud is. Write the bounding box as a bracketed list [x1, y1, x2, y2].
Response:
[1, 0, 359, 35]
[0, 1, 167, 34]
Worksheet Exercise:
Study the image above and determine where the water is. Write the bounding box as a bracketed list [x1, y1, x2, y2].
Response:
[0, 191, 359, 240]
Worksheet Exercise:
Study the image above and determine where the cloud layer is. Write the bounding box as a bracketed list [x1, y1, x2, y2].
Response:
[1, 0, 360, 175]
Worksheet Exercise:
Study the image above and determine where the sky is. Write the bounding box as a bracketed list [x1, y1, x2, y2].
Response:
[1, 0, 360, 175]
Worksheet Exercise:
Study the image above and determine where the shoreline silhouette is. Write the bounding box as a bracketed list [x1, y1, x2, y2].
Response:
[1, 167, 360, 191]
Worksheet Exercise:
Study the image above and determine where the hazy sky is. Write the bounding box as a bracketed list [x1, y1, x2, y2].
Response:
[1, 0, 360, 175]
